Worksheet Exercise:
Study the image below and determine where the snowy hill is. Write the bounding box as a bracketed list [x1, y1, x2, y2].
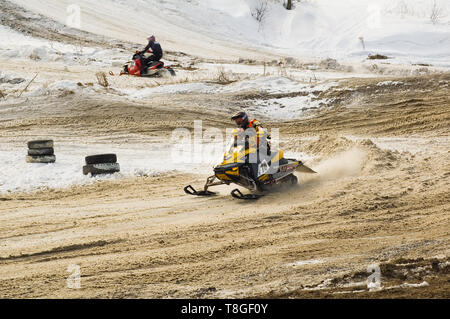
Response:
[10, 0, 450, 66]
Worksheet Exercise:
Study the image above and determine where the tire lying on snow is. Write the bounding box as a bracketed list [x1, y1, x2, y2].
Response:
[85, 154, 117, 165]
[27, 140, 54, 149]
[28, 148, 54, 156]
[26, 155, 56, 163]
[83, 163, 120, 176]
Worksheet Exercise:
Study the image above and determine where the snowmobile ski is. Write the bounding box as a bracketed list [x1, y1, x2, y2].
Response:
[231, 189, 263, 200]
[184, 185, 216, 196]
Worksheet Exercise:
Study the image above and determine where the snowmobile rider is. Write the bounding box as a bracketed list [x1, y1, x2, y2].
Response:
[231, 111, 270, 149]
[231, 111, 271, 179]
[136, 35, 163, 73]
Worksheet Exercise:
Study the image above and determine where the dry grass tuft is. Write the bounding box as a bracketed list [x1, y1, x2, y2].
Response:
[215, 66, 236, 85]
[96, 72, 109, 87]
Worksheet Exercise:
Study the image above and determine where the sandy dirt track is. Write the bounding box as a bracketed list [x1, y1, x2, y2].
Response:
[0, 0, 449, 298]
[0, 72, 449, 298]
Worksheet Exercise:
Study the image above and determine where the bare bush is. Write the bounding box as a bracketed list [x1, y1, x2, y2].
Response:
[216, 66, 232, 84]
[251, 0, 269, 30]
[95, 72, 109, 88]
[0, 90, 5, 99]
[430, 0, 445, 24]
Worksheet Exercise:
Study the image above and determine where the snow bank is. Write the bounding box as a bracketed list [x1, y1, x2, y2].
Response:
[48, 80, 83, 92]
[17, 80, 97, 98]
[0, 25, 127, 66]
[249, 95, 330, 120]
[114, 75, 337, 119]
[0, 144, 166, 193]
[121, 76, 335, 96]
[118, 76, 337, 119]
[0, 140, 310, 193]
[0, 142, 222, 193]
[12, 0, 450, 66]
[259, 0, 450, 66]
[223, 76, 307, 93]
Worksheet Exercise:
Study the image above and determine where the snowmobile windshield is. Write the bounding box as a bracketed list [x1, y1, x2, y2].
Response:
[227, 131, 256, 153]
[227, 137, 244, 153]
[223, 138, 245, 163]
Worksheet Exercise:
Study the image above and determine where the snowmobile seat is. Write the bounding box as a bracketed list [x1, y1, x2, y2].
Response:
[147, 61, 164, 69]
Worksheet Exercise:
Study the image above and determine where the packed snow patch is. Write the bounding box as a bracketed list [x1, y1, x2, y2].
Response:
[119, 76, 308, 97]
[288, 259, 325, 267]
[248, 95, 329, 120]
[0, 25, 127, 67]
[48, 80, 83, 92]
[119, 76, 337, 120]
[377, 81, 403, 86]
[0, 141, 310, 193]
[0, 144, 175, 194]
[223, 76, 310, 94]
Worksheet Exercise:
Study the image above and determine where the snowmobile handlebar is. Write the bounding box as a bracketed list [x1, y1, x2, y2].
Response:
[135, 49, 152, 54]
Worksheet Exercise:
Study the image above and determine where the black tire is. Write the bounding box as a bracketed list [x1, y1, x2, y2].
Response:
[26, 155, 56, 163]
[28, 148, 54, 156]
[28, 140, 53, 149]
[83, 163, 120, 176]
[85, 154, 117, 165]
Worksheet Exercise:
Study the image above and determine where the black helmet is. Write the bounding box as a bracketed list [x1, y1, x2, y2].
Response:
[231, 111, 249, 129]
[231, 111, 248, 121]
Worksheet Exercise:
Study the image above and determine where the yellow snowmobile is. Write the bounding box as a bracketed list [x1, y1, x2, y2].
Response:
[184, 129, 316, 200]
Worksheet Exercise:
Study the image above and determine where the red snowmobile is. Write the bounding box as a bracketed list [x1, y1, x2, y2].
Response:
[119, 52, 176, 77]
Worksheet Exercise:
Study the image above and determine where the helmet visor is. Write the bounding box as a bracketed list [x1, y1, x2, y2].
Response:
[233, 116, 247, 127]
